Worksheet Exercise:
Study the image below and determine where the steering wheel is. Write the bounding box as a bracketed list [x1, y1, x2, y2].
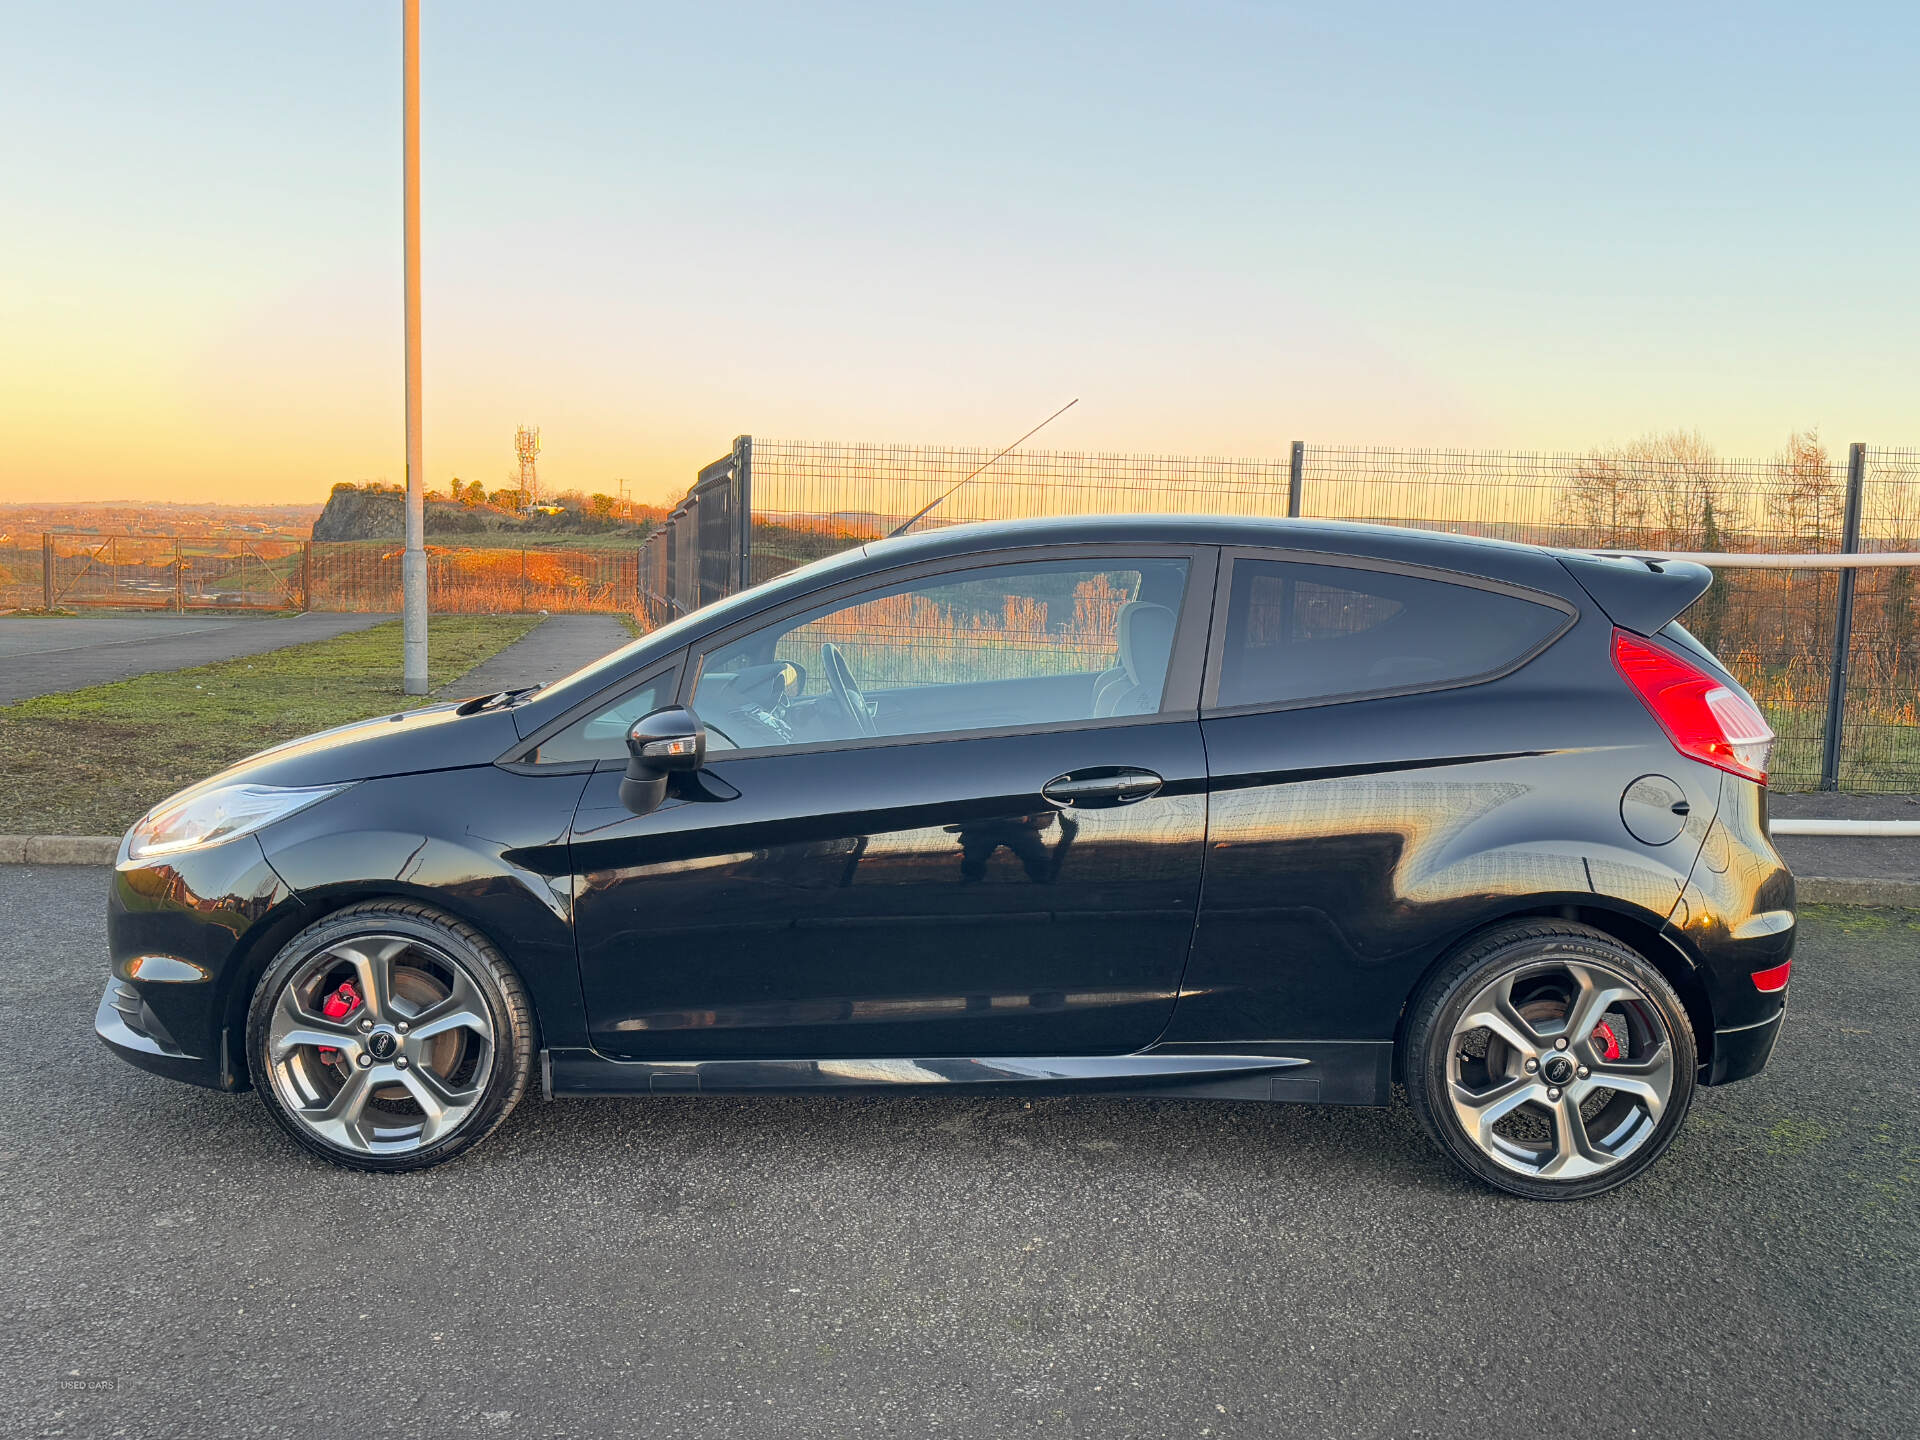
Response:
[820, 642, 877, 738]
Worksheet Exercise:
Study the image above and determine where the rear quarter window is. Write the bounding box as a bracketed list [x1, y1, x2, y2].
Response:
[1213, 558, 1571, 711]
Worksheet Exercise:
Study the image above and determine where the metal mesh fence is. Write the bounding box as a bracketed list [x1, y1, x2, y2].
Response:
[0, 537, 639, 618]
[308, 544, 638, 615]
[0, 535, 308, 611]
[0, 542, 32, 611]
[746, 439, 1291, 571]
[1298, 447, 1853, 553]
[1835, 447, 1920, 791]
[630, 435, 1920, 792]
[10, 436, 1915, 791]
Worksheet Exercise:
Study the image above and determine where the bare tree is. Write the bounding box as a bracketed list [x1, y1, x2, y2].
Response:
[1570, 429, 1727, 549]
[1569, 453, 1650, 546]
[1765, 429, 1841, 549]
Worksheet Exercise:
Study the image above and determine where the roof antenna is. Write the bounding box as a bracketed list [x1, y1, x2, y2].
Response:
[889, 398, 1079, 537]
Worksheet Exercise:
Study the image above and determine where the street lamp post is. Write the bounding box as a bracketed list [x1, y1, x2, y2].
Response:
[401, 0, 427, 693]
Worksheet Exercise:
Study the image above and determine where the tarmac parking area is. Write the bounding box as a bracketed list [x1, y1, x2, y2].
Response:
[3, 865, 1915, 1439]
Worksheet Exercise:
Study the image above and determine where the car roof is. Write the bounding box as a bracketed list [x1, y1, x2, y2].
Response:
[856, 513, 1553, 565]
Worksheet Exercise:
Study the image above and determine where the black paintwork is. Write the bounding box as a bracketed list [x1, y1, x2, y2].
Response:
[1557, 554, 1714, 636]
[569, 718, 1209, 1059]
[95, 515, 1793, 1109]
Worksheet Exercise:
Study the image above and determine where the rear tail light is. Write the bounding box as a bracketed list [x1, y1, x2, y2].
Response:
[1612, 630, 1774, 784]
[1751, 959, 1793, 993]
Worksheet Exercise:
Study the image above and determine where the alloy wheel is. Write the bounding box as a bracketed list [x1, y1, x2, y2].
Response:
[1445, 957, 1676, 1181]
[264, 933, 495, 1157]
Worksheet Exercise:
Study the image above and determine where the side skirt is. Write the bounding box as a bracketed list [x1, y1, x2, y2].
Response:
[541, 1041, 1393, 1106]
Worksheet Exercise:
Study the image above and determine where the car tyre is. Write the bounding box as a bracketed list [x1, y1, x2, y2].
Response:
[1404, 920, 1697, 1201]
[245, 901, 535, 1172]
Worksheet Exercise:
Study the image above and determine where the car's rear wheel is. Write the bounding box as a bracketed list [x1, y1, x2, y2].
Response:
[245, 901, 534, 1172]
[1404, 920, 1697, 1200]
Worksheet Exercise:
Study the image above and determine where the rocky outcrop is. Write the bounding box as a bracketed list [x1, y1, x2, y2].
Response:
[312, 484, 405, 541]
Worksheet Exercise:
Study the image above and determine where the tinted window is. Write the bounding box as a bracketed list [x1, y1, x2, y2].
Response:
[532, 675, 671, 763]
[692, 557, 1190, 752]
[1214, 559, 1566, 710]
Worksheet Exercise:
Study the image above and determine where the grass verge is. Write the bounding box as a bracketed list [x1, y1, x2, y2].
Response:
[0, 616, 540, 836]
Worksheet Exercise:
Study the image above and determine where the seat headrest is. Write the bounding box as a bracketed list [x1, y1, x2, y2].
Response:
[1117, 602, 1176, 683]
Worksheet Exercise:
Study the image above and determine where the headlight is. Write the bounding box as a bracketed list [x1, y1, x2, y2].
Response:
[127, 783, 350, 861]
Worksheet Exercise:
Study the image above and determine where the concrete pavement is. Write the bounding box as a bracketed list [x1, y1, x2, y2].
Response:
[436, 613, 634, 697]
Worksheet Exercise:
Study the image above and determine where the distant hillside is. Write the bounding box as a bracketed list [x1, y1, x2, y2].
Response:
[0, 500, 321, 539]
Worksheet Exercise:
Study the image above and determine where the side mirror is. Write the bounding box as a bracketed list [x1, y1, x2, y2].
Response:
[620, 706, 707, 815]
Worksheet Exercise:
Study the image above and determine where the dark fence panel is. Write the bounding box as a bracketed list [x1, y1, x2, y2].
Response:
[639, 438, 749, 627]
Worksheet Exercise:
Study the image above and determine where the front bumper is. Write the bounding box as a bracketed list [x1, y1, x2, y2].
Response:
[97, 834, 300, 1092]
[94, 979, 238, 1089]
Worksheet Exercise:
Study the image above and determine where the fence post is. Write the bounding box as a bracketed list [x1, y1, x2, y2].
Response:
[734, 434, 753, 594]
[520, 550, 529, 613]
[42, 534, 53, 609]
[301, 543, 313, 611]
[174, 539, 185, 613]
[1287, 442, 1305, 518]
[1818, 442, 1868, 791]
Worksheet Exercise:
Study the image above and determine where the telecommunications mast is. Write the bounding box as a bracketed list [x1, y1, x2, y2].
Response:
[515, 424, 542, 509]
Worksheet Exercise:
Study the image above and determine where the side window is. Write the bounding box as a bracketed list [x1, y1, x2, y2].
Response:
[531, 675, 672, 763]
[1214, 559, 1568, 710]
[691, 557, 1191, 752]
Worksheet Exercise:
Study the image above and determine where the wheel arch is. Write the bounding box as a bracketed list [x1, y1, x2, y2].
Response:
[216, 882, 550, 1090]
[1391, 896, 1715, 1079]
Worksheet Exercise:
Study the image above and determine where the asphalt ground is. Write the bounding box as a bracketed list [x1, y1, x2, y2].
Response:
[3, 865, 1916, 1440]
[0, 613, 391, 704]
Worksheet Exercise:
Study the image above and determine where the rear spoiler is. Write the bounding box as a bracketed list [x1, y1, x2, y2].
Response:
[1555, 554, 1713, 636]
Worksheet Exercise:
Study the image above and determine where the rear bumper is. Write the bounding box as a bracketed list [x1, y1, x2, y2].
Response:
[1665, 774, 1794, 1087]
[1705, 1003, 1785, 1086]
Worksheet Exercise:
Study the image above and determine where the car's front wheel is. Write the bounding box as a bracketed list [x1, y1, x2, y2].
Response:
[1404, 920, 1697, 1201]
[245, 901, 534, 1171]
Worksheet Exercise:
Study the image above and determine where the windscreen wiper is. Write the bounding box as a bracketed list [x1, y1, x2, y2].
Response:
[455, 684, 545, 716]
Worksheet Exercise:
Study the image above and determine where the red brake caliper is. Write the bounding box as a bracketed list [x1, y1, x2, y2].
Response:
[317, 981, 362, 1065]
[1592, 1020, 1622, 1062]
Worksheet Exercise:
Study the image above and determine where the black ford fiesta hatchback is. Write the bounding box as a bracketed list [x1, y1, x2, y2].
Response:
[97, 517, 1793, 1198]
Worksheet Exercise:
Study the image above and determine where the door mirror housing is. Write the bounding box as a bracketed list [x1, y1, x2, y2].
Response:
[621, 706, 707, 814]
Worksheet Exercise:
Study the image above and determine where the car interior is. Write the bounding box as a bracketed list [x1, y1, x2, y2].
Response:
[690, 559, 1191, 751]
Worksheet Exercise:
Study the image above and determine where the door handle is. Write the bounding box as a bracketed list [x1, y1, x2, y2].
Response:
[1041, 768, 1165, 807]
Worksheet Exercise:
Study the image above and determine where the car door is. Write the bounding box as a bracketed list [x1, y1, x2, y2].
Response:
[565, 545, 1215, 1060]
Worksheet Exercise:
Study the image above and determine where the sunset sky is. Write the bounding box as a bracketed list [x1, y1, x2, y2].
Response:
[4, 1, 1916, 507]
